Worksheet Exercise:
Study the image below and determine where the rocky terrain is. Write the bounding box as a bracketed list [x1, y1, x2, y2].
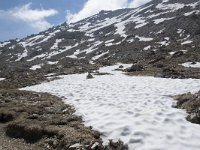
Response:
[0, 0, 200, 149]
[0, 0, 200, 81]
[21, 64, 200, 150]
[0, 89, 128, 150]
[174, 91, 200, 124]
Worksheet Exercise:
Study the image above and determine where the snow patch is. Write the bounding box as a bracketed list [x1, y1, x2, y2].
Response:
[92, 51, 109, 60]
[169, 50, 187, 56]
[181, 62, 200, 68]
[27, 53, 47, 62]
[30, 64, 43, 70]
[143, 45, 151, 51]
[154, 17, 175, 24]
[15, 42, 28, 61]
[156, 3, 185, 11]
[135, 36, 153, 41]
[184, 10, 200, 16]
[47, 61, 58, 65]
[22, 64, 200, 150]
[50, 39, 63, 50]
[0, 41, 10, 47]
[181, 40, 193, 45]
[0, 78, 5, 81]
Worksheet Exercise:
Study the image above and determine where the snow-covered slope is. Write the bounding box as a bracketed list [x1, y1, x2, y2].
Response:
[0, 0, 200, 68]
[23, 64, 200, 150]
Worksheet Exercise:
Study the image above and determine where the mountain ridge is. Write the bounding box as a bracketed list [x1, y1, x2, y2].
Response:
[0, 0, 200, 81]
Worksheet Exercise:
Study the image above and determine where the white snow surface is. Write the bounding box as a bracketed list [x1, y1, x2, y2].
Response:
[153, 17, 175, 24]
[135, 36, 153, 41]
[22, 64, 200, 150]
[30, 64, 43, 70]
[0, 78, 5, 81]
[92, 51, 109, 60]
[169, 50, 187, 56]
[184, 10, 200, 16]
[50, 39, 63, 50]
[0, 41, 10, 47]
[15, 42, 28, 61]
[181, 40, 193, 45]
[143, 45, 151, 51]
[181, 62, 200, 68]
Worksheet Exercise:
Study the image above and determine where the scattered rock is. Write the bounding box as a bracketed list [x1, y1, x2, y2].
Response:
[126, 64, 144, 72]
[174, 91, 200, 124]
[106, 140, 128, 150]
[159, 68, 183, 79]
[0, 90, 101, 149]
[87, 73, 94, 79]
[93, 72, 112, 76]
[191, 62, 196, 65]
[171, 51, 184, 58]
[119, 65, 124, 68]
[148, 57, 165, 64]
[154, 63, 164, 68]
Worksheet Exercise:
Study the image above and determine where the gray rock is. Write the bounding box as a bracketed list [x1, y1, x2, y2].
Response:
[126, 64, 144, 72]
[87, 73, 94, 79]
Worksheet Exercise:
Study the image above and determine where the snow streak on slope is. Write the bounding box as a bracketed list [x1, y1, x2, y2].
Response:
[23, 64, 200, 150]
[1, 0, 199, 64]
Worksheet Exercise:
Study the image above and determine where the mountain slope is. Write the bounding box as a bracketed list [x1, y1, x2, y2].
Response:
[0, 0, 200, 79]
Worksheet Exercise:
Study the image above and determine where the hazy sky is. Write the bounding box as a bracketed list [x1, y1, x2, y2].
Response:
[0, 0, 151, 41]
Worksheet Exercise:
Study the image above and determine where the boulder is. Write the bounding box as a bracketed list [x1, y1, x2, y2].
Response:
[171, 51, 184, 58]
[159, 68, 183, 79]
[126, 64, 144, 72]
[119, 65, 124, 69]
[87, 73, 94, 79]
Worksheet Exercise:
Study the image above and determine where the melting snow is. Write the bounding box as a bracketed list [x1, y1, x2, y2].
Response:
[181, 62, 200, 68]
[157, 41, 169, 46]
[83, 41, 102, 54]
[143, 45, 151, 51]
[169, 50, 187, 56]
[47, 61, 58, 65]
[92, 51, 109, 60]
[177, 29, 184, 36]
[105, 39, 115, 46]
[15, 42, 28, 61]
[0, 41, 10, 47]
[156, 28, 165, 34]
[30, 64, 43, 70]
[156, 3, 185, 11]
[181, 40, 193, 45]
[47, 43, 78, 59]
[105, 39, 114, 44]
[50, 39, 63, 50]
[23, 64, 200, 150]
[184, 10, 200, 16]
[27, 53, 47, 62]
[115, 21, 127, 37]
[153, 17, 175, 24]
[66, 49, 81, 59]
[0, 78, 5, 81]
[127, 38, 134, 43]
[135, 36, 153, 42]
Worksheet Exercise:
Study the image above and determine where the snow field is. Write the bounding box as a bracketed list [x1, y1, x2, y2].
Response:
[22, 64, 200, 150]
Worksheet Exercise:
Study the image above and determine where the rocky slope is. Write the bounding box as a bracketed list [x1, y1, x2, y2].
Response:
[0, 0, 200, 149]
[0, 0, 200, 80]
[0, 89, 128, 150]
[174, 91, 200, 124]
